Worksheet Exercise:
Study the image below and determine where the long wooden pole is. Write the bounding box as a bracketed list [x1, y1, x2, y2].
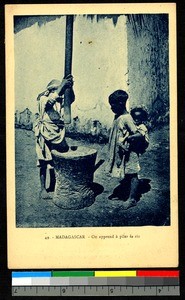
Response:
[64, 15, 74, 124]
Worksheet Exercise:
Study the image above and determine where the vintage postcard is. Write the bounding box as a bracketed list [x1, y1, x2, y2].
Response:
[5, 3, 178, 268]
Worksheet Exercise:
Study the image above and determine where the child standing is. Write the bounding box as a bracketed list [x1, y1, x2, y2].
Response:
[107, 90, 148, 210]
[34, 75, 75, 199]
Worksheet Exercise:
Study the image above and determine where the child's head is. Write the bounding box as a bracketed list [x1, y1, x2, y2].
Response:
[37, 79, 62, 101]
[108, 90, 128, 115]
[130, 107, 148, 126]
[46, 79, 63, 102]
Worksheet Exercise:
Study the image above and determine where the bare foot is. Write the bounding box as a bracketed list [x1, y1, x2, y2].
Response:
[122, 198, 137, 210]
[108, 194, 120, 200]
[40, 189, 53, 199]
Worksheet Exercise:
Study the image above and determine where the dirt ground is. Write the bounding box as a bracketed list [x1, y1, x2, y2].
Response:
[15, 125, 170, 227]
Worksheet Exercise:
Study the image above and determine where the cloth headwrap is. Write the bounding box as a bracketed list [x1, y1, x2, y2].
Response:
[37, 79, 61, 101]
[46, 79, 61, 91]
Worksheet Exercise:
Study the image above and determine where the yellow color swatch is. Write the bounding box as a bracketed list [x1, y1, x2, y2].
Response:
[95, 271, 137, 277]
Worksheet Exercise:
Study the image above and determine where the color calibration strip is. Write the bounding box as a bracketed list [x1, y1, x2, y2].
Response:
[12, 270, 180, 296]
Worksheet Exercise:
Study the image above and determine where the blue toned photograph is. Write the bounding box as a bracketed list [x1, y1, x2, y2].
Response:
[14, 13, 170, 227]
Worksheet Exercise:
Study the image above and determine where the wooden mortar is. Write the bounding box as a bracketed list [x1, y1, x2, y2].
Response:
[52, 146, 97, 209]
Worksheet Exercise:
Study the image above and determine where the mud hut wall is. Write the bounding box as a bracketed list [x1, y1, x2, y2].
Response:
[126, 15, 169, 118]
[15, 15, 128, 137]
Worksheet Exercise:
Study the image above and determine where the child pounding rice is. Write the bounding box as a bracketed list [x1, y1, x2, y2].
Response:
[34, 75, 75, 199]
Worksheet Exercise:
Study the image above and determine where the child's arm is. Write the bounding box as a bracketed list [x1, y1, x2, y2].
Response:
[45, 93, 63, 111]
[56, 75, 74, 96]
[125, 114, 137, 135]
[45, 75, 74, 109]
[127, 129, 149, 154]
[127, 132, 143, 143]
[116, 115, 137, 156]
[128, 124, 149, 144]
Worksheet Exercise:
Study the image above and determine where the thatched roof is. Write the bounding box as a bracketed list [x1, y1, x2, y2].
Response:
[14, 14, 122, 34]
[14, 14, 168, 35]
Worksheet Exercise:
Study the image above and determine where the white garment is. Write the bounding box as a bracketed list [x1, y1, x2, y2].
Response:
[34, 92, 65, 165]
